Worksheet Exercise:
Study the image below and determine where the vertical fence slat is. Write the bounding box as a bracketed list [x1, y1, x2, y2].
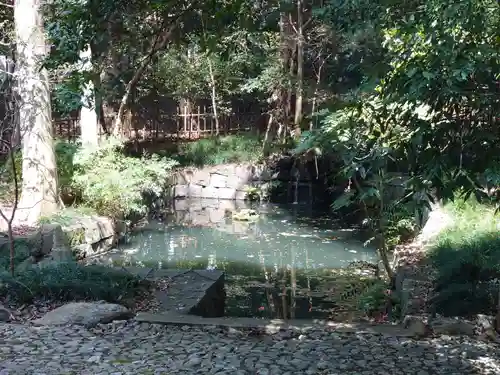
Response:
[51, 100, 264, 143]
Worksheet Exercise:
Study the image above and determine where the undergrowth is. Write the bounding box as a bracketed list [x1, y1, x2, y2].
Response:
[2, 137, 178, 220]
[428, 198, 500, 317]
[4, 139, 79, 193]
[0, 262, 144, 304]
[174, 134, 263, 167]
[71, 137, 177, 219]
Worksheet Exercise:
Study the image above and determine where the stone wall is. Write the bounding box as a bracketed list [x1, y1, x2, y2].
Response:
[169, 163, 272, 200]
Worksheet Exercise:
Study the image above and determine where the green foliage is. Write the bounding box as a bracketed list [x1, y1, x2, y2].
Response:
[71, 137, 178, 219]
[4, 140, 78, 191]
[357, 280, 395, 317]
[71, 138, 174, 216]
[0, 240, 32, 271]
[55, 141, 80, 188]
[383, 205, 418, 248]
[0, 263, 143, 304]
[428, 199, 500, 316]
[38, 207, 98, 226]
[174, 135, 263, 167]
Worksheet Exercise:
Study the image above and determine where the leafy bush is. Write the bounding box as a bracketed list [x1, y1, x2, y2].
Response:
[0, 239, 32, 270]
[428, 199, 500, 316]
[175, 134, 262, 167]
[5, 139, 78, 188]
[357, 280, 398, 318]
[384, 205, 418, 248]
[71, 137, 177, 219]
[0, 263, 144, 303]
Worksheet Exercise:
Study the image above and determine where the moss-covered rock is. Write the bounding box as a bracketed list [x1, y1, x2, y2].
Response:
[232, 209, 259, 222]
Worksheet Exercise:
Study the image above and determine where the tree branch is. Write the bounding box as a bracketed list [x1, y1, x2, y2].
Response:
[112, 2, 198, 134]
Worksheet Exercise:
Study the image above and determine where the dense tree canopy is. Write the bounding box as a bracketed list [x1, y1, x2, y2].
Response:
[0, 0, 498, 233]
[0, 0, 498, 323]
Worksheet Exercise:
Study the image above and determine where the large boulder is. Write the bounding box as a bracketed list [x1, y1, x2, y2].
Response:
[32, 302, 132, 328]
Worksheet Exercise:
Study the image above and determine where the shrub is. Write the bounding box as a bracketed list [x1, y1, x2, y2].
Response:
[0, 263, 144, 304]
[5, 139, 78, 189]
[357, 280, 397, 318]
[0, 239, 32, 270]
[428, 199, 500, 316]
[175, 134, 262, 167]
[384, 204, 418, 248]
[71, 137, 178, 219]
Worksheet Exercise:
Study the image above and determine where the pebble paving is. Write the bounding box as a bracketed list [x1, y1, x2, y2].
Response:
[0, 321, 499, 375]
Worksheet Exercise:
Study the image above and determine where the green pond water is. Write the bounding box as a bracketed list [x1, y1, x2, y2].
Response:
[110, 200, 379, 319]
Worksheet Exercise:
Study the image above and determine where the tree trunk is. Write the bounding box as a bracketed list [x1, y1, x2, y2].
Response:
[293, 0, 304, 139]
[278, 12, 291, 134]
[14, 0, 59, 225]
[207, 56, 220, 136]
[79, 45, 99, 146]
[310, 53, 327, 131]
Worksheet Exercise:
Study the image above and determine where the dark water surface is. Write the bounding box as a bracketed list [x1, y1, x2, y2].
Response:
[109, 199, 378, 319]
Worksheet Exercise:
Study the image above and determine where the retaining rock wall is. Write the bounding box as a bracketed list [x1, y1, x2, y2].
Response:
[0, 215, 126, 269]
[169, 163, 273, 200]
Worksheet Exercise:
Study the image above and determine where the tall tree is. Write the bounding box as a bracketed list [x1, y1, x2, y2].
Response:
[14, 0, 59, 224]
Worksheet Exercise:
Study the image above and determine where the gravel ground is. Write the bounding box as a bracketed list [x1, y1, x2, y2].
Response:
[0, 321, 499, 375]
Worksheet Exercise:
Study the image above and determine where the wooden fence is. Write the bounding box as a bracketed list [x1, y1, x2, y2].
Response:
[53, 105, 265, 141]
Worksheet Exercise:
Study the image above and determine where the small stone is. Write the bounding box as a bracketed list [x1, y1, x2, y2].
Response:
[185, 356, 202, 367]
[317, 360, 329, 370]
[0, 316, 498, 374]
[86, 355, 101, 363]
[403, 315, 430, 338]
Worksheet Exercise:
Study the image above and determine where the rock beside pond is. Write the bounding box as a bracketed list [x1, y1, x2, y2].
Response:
[62, 215, 123, 258]
[2, 216, 125, 269]
[232, 209, 259, 221]
[32, 302, 133, 328]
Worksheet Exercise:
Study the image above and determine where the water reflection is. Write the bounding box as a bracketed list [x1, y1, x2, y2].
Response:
[111, 199, 378, 319]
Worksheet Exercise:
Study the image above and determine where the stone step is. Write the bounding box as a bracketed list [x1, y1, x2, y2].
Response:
[135, 311, 414, 336]
[121, 267, 225, 317]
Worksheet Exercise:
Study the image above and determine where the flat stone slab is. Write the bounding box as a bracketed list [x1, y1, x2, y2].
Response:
[121, 267, 225, 317]
[135, 312, 414, 336]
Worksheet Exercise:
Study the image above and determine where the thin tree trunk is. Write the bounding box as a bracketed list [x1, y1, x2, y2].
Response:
[262, 113, 273, 153]
[310, 53, 326, 131]
[293, 0, 304, 139]
[207, 57, 219, 136]
[278, 12, 291, 134]
[79, 45, 99, 145]
[0, 140, 20, 276]
[287, 46, 296, 121]
[14, 0, 60, 225]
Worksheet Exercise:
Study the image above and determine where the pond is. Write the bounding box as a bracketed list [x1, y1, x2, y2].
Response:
[106, 199, 379, 320]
